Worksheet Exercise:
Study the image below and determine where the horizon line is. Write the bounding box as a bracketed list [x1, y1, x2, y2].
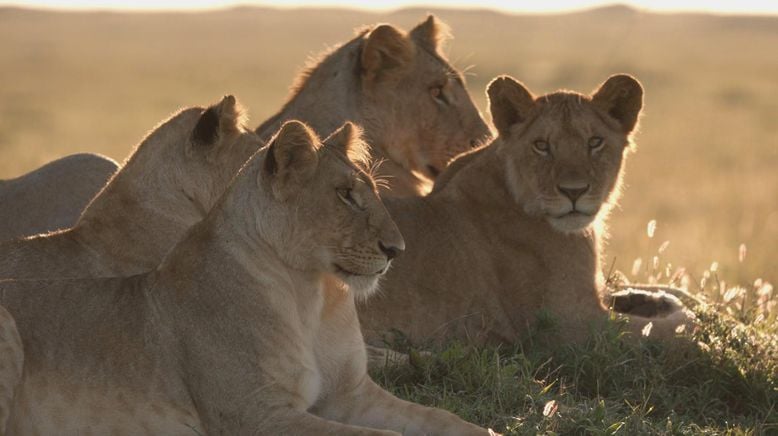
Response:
[2, 2, 777, 17]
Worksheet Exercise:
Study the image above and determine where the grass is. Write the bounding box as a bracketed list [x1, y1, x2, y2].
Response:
[371, 226, 776, 434]
[0, 5, 775, 433]
[371, 269, 778, 434]
[373, 316, 777, 434]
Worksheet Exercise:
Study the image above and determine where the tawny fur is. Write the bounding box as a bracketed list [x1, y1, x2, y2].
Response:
[0, 95, 263, 280]
[0, 153, 117, 242]
[0, 121, 488, 435]
[0, 304, 23, 435]
[358, 75, 691, 346]
[610, 289, 685, 318]
[255, 15, 491, 197]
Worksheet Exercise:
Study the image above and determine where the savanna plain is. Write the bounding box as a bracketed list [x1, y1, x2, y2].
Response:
[0, 5, 775, 434]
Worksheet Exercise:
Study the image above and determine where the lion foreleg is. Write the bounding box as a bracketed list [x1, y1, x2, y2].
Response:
[315, 376, 491, 436]
[258, 409, 399, 436]
[365, 345, 411, 369]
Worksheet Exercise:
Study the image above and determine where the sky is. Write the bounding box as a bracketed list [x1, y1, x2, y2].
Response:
[3, 0, 778, 15]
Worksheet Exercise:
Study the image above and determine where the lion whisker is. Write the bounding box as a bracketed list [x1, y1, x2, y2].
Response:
[459, 64, 478, 78]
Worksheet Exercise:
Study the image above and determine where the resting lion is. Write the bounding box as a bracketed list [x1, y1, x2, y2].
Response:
[0, 95, 263, 280]
[0, 153, 117, 242]
[256, 15, 491, 197]
[0, 121, 488, 435]
[359, 74, 689, 345]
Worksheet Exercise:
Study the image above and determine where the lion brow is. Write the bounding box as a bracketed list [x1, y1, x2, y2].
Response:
[357, 170, 378, 191]
[325, 147, 377, 190]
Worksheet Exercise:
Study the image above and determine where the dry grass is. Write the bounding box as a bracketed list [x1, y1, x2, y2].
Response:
[0, 5, 775, 287]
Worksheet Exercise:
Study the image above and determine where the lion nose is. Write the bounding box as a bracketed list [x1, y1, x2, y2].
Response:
[557, 184, 590, 203]
[378, 241, 403, 261]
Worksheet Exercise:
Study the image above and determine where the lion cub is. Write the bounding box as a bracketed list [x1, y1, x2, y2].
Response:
[0, 121, 488, 435]
[359, 75, 689, 346]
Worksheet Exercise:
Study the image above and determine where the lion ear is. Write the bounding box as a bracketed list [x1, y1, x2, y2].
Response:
[361, 24, 414, 86]
[487, 76, 535, 137]
[409, 15, 450, 52]
[324, 122, 358, 153]
[263, 120, 320, 201]
[324, 122, 371, 169]
[592, 74, 643, 133]
[191, 95, 243, 147]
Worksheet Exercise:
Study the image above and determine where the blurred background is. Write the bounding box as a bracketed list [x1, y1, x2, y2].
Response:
[0, 1, 776, 287]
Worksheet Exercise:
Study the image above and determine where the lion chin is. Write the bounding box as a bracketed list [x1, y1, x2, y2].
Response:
[547, 211, 597, 233]
[333, 265, 387, 299]
[342, 275, 382, 300]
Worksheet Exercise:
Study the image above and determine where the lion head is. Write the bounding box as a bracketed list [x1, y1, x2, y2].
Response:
[170, 96, 263, 219]
[486, 74, 643, 233]
[255, 121, 404, 297]
[118, 95, 262, 226]
[359, 16, 491, 180]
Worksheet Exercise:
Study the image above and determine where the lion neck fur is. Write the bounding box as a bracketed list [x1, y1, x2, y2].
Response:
[256, 36, 364, 144]
[74, 168, 196, 272]
[154, 150, 329, 332]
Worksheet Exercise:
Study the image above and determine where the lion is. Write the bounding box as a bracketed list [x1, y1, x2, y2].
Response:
[0, 153, 117, 242]
[358, 74, 690, 346]
[0, 121, 489, 435]
[256, 15, 491, 197]
[0, 95, 264, 280]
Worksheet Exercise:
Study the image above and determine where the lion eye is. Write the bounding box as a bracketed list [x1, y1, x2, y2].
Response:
[337, 188, 363, 210]
[532, 139, 550, 155]
[430, 85, 448, 105]
[588, 136, 604, 152]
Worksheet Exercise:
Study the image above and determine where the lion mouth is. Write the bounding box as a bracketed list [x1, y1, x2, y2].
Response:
[554, 210, 592, 219]
[334, 263, 387, 277]
[426, 165, 441, 178]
